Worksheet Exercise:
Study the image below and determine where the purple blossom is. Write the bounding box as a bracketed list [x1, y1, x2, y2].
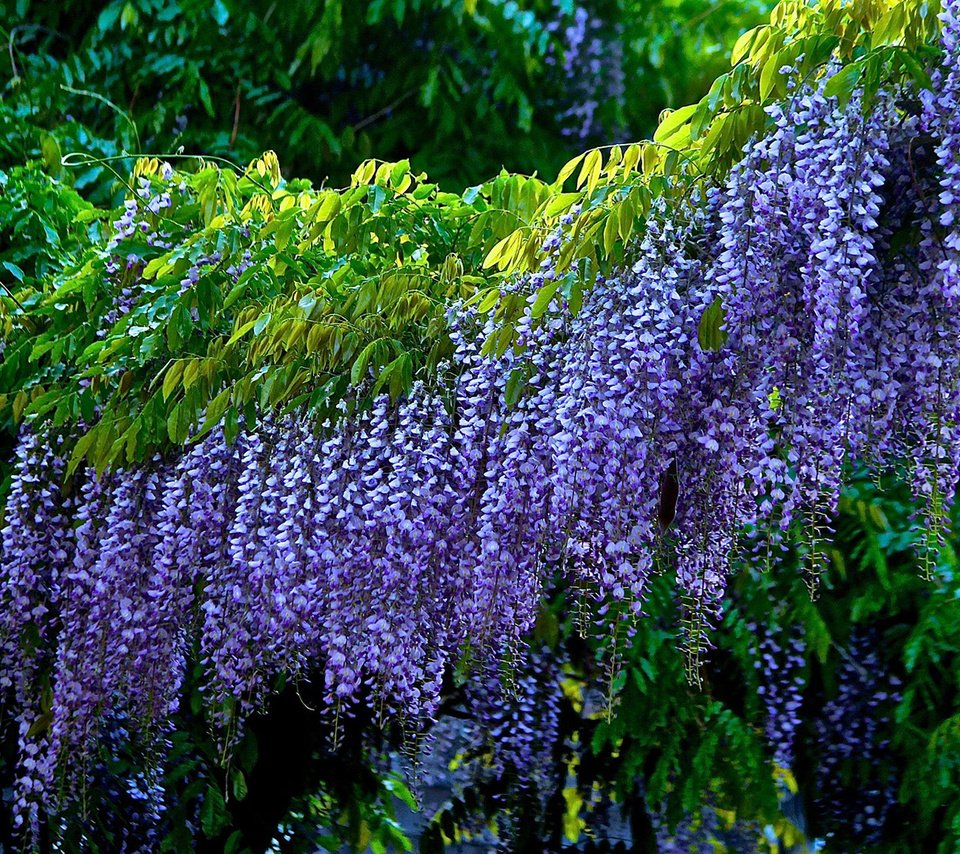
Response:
[4, 11, 960, 842]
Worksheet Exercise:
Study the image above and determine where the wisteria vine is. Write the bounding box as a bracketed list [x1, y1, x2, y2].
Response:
[3, 3, 960, 840]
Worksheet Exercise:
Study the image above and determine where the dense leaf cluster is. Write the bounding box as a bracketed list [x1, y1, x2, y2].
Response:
[1, 0, 772, 190]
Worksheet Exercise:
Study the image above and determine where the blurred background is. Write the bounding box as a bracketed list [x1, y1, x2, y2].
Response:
[1, 0, 772, 193]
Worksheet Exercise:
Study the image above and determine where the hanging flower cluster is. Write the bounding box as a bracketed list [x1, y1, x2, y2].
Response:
[546, 1, 626, 141]
[461, 647, 564, 792]
[3, 3, 960, 838]
[752, 621, 806, 772]
[813, 629, 901, 846]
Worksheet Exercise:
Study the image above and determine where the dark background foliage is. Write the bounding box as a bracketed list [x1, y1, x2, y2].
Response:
[1, 0, 771, 191]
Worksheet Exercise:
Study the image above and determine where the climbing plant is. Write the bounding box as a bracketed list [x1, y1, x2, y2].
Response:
[1, 0, 959, 849]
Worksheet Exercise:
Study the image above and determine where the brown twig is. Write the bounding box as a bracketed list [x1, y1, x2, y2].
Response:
[230, 85, 241, 146]
[351, 89, 417, 133]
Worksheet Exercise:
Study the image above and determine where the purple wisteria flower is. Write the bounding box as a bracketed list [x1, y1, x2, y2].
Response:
[4, 5, 960, 841]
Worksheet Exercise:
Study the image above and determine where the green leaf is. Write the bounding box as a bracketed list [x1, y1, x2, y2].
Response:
[2, 261, 25, 282]
[253, 312, 272, 337]
[298, 293, 317, 315]
[383, 775, 418, 811]
[555, 153, 585, 187]
[475, 287, 501, 314]
[533, 607, 559, 646]
[602, 210, 620, 256]
[40, 133, 62, 176]
[67, 428, 98, 477]
[531, 279, 560, 319]
[201, 784, 229, 838]
[504, 366, 526, 407]
[653, 104, 697, 143]
[198, 77, 215, 117]
[167, 401, 193, 444]
[26, 711, 53, 739]
[195, 387, 232, 438]
[167, 305, 192, 350]
[823, 62, 863, 105]
[483, 232, 516, 270]
[230, 769, 248, 802]
[543, 192, 582, 217]
[351, 340, 377, 385]
[227, 319, 258, 347]
[223, 830, 243, 854]
[577, 149, 602, 191]
[223, 405, 240, 445]
[897, 49, 932, 90]
[697, 298, 728, 352]
[759, 52, 781, 100]
[731, 28, 758, 66]
[872, 5, 905, 47]
[162, 361, 186, 401]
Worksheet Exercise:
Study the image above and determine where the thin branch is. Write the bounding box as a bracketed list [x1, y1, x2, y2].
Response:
[230, 85, 241, 146]
[0, 283, 36, 333]
[60, 84, 141, 152]
[5, 23, 72, 81]
[351, 89, 417, 133]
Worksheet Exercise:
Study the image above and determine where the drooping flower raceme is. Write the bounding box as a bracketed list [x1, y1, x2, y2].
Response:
[3, 9, 960, 838]
[814, 629, 900, 847]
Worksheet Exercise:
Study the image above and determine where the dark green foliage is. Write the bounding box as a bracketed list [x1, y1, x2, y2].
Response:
[1, 0, 773, 190]
[0, 165, 96, 291]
